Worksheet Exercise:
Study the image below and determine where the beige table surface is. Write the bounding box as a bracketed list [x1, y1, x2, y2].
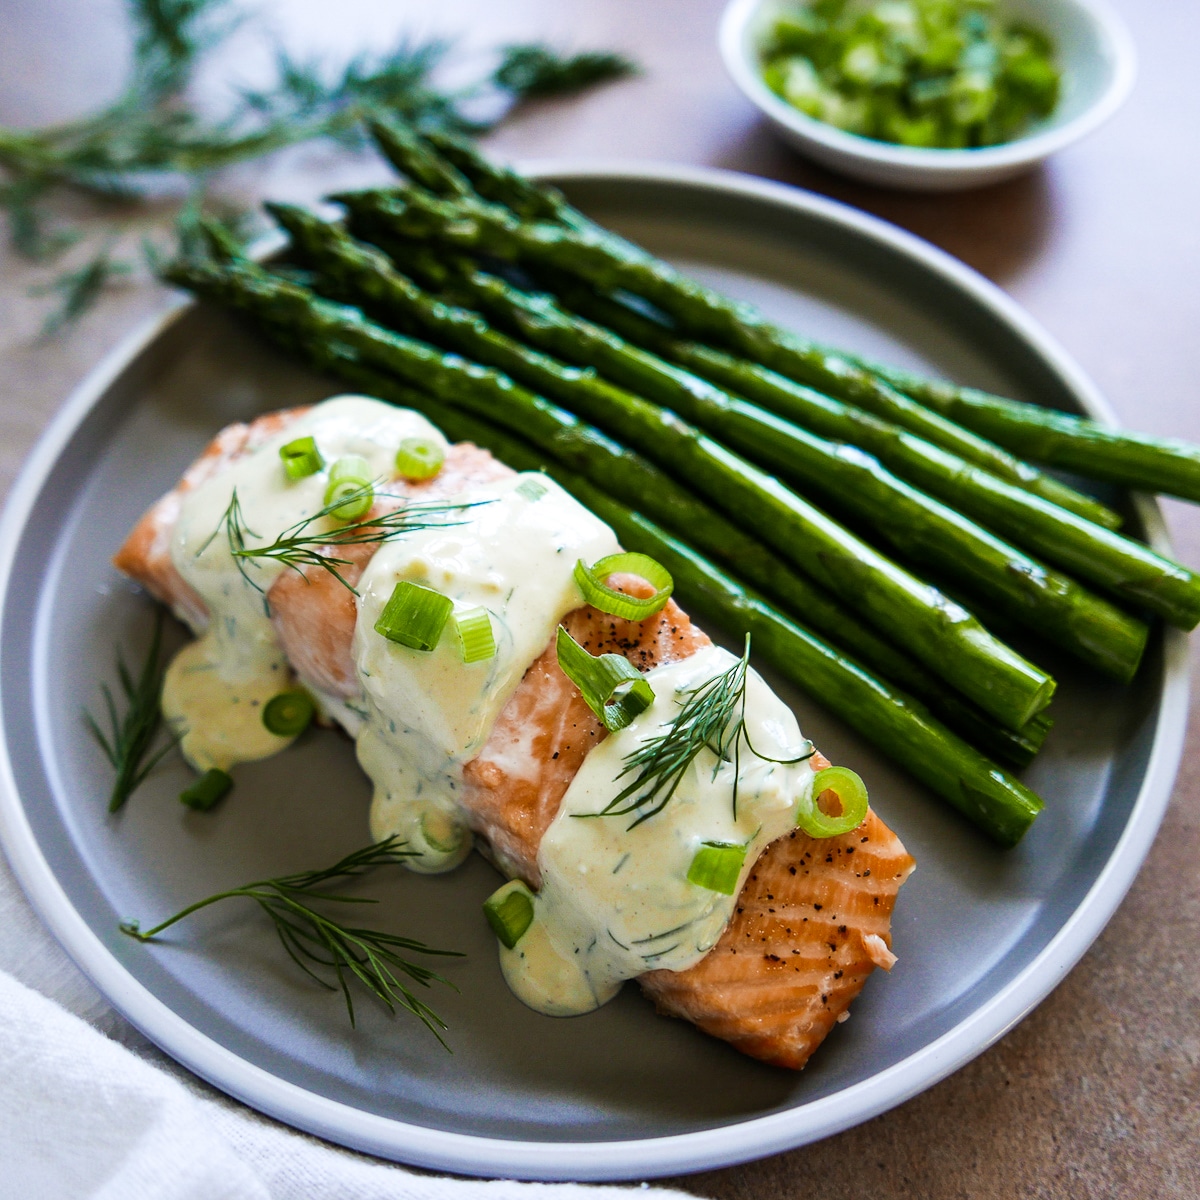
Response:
[2, 0, 1198, 1195]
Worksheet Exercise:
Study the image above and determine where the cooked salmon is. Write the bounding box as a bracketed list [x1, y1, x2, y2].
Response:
[640, 809, 913, 1069]
[268, 440, 511, 699]
[460, 581, 712, 886]
[113, 408, 307, 630]
[114, 408, 913, 1071]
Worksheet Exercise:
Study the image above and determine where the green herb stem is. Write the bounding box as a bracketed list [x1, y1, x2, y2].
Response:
[85, 609, 178, 812]
[120, 836, 461, 1039]
[207, 485, 474, 598]
[1, 0, 635, 328]
[598, 635, 814, 828]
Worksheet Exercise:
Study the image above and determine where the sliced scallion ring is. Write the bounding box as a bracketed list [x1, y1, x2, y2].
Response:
[798, 766, 869, 838]
[455, 606, 495, 664]
[555, 626, 654, 732]
[179, 768, 233, 812]
[279, 435, 324, 481]
[395, 437, 445, 481]
[374, 580, 453, 651]
[483, 879, 535, 949]
[324, 454, 373, 521]
[574, 552, 673, 621]
[687, 841, 747, 895]
[262, 689, 316, 737]
[421, 810, 466, 854]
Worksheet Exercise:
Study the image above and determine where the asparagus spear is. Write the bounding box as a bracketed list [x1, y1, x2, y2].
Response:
[422, 128, 590, 229]
[377, 127, 1160, 521]
[369, 119, 477, 202]
[351, 369, 1046, 843]
[216, 333, 1045, 844]
[264, 218, 1067, 720]
[864, 365, 1200, 505]
[325, 355, 1052, 770]
[267, 205, 1049, 764]
[369, 120, 588, 230]
[540, 278, 1200, 631]
[333, 184, 1121, 531]
[278, 208, 1145, 681]
[165, 252, 1054, 730]
[388, 259, 1150, 679]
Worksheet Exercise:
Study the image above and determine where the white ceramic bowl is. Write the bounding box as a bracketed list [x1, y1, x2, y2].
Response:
[719, 0, 1136, 190]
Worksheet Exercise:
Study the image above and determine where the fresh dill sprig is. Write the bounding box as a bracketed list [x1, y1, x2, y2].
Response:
[198, 484, 259, 588]
[120, 835, 461, 1040]
[492, 45, 636, 99]
[85, 609, 179, 812]
[0, 179, 80, 260]
[240, 38, 461, 150]
[595, 637, 814, 829]
[235, 490, 474, 592]
[31, 242, 133, 334]
[1, 0, 636, 328]
[174, 186, 255, 261]
[202, 484, 474, 597]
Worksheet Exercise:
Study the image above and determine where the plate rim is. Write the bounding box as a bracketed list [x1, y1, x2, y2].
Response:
[0, 162, 1187, 1181]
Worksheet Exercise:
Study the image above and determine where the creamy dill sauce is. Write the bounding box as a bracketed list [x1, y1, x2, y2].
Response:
[500, 645, 816, 1016]
[165, 396, 817, 1016]
[164, 395, 446, 770]
[355, 474, 620, 871]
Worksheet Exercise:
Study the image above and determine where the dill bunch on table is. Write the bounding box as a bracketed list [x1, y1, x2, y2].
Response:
[0, 0, 635, 331]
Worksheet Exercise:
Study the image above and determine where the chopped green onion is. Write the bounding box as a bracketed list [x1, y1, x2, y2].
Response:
[515, 476, 548, 502]
[759, 0, 1061, 149]
[374, 580, 453, 651]
[279, 436, 324, 481]
[687, 841, 747, 896]
[421, 810, 466, 854]
[798, 766, 869, 839]
[180, 768, 233, 812]
[574, 552, 674, 622]
[262, 689, 316, 737]
[555, 626, 654, 732]
[324, 455, 373, 521]
[483, 879, 535, 949]
[455, 606, 496, 664]
[395, 437, 445, 481]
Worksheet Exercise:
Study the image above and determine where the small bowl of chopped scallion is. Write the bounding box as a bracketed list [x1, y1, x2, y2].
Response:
[719, 0, 1135, 189]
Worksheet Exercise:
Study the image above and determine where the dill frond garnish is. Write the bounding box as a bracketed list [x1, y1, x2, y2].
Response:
[198, 485, 261, 591]
[30, 242, 133, 334]
[202, 485, 475, 599]
[595, 636, 815, 829]
[120, 836, 461, 1040]
[492, 45, 636, 99]
[239, 492, 475, 589]
[0, 0, 635, 329]
[85, 609, 179, 812]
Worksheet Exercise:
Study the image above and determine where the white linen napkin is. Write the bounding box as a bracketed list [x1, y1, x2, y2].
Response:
[0, 851, 694, 1200]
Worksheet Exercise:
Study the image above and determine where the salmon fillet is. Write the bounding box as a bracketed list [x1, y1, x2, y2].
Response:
[115, 408, 914, 1071]
[115, 406, 509, 697]
[463, 578, 913, 1070]
[268, 441, 511, 698]
[640, 810, 913, 1069]
[113, 407, 306, 630]
[460, 583, 711, 886]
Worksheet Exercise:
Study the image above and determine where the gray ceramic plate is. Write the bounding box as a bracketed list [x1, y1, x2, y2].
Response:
[0, 165, 1187, 1181]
